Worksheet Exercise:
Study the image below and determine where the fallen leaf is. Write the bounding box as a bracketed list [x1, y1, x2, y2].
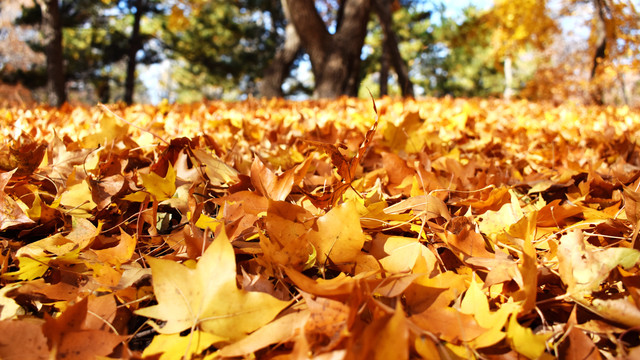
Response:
[305, 200, 366, 268]
[558, 230, 640, 296]
[135, 228, 290, 341]
[143, 331, 225, 360]
[261, 200, 315, 270]
[217, 310, 310, 357]
[0, 168, 35, 230]
[0, 318, 48, 360]
[59, 180, 97, 218]
[42, 297, 123, 360]
[506, 313, 551, 359]
[125, 163, 177, 202]
[558, 306, 603, 360]
[251, 156, 311, 201]
[192, 148, 239, 186]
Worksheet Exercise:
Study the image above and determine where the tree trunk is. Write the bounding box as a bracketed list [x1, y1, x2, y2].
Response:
[376, 0, 391, 96]
[41, 0, 66, 106]
[259, 0, 301, 98]
[503, 56, 513, 100]
[124, 0, 143, 105]
[95, 76, 110, 103]
[373, 0, 414, 97]
[286, 0, 371, 98]
[379, 38, 390, 96]
[590, 0, 608, 105]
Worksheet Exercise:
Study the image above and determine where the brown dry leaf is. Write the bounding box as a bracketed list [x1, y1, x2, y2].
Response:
[0, 168, 35, 230]
[558, 307, 603, 360]
[0, 133, 47, 175]
[93, 228, 136, 265]
[251, 156, 311, 201]
[623, 184, 640, 248]
[261, 200, 315, 270]
[42, 297, 123, 360]
[458, 186, 511, 213]
[213, 190, 269, 240]
[442, 216, 494, 259]
[192, 148, 239, 186]
[383, 194, 451, 221]
[302, 291, 352, 351]
[346, 303, 409, 360]
[17, 217, 100, 257]
[536, 199, 584, 227]
[0, 318, 49, 360]
[512, 211, 538, 314]
[410, 289, 487, 343]
[284, 266, 363, 297]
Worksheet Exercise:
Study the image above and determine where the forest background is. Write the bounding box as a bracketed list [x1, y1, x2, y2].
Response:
[0, 0, 638, 107]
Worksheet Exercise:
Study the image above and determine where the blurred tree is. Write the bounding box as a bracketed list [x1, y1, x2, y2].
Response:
[285, 0, 371, 98]
[38, 0, 66, 106]
[583, 0, 639, 104]
[15, 0, 113, 104]
[9, 0, 161, 104]
[163, 0, 281, 100]
[483, 0, 558, 99]
[260, 0, 417, 98]
[390, 4, 505, 98]
[371, 0, 415, 97]
[0, 0, 46, 87]
[520, 0, 638, 105]
[428, 6, 503, 97]
[162, 0, 426, 100]
[121, 0, 163, 105]
[259, 0, 301, 98]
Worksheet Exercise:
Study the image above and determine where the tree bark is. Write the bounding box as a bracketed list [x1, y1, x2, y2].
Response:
[590, 0, 609, 105]
[503, 56, 513, 100]
[124, 0, 143, 105]
[379, 38, 390, 96]
[372, 0, 414, 97]
[259, 0, 301, 98]
[41, 0, 66, 106]
[286, 0, 371, 98]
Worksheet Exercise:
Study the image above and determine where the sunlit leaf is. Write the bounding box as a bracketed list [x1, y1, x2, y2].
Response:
[135, 228, 289, 340]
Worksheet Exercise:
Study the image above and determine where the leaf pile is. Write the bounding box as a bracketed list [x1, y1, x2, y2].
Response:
[1, 97, 640, 359]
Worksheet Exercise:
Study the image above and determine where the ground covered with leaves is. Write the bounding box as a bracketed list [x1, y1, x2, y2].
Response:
[1, 97, 640, 359]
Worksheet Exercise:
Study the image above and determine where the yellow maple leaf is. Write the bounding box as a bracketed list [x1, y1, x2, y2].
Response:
[125, 163, 176, 202]
[135, 229, 290, 341]
[506, 313, 552, 359]
[142, 331, 225, 360]
[59, 181, 97, 218]
[305, 200, 366, 268]
[140, 163, 176, 201]
[460, 276, 518, 348]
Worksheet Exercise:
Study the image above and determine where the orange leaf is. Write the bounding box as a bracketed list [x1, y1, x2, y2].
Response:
[250, 156, 311, 201]
[0, 169, 35, 230]
[0, 319, 48, 360]
[42, 297, 123, 360]
[261, 200, 315, 270]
